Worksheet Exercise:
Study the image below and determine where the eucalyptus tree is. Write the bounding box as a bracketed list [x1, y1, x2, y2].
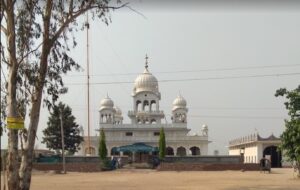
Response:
[0, 1, 126, 189]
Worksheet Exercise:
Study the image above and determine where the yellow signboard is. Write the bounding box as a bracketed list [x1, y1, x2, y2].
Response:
[7, 117, 24, 129]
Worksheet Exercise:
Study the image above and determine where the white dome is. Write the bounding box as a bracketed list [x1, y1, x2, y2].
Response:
[100, 96, 114, 110]
[133, 68, 159, 94]
[114, 106, 122, 115]
[172, 95, 187, 111]
[202, 124, 208, 130]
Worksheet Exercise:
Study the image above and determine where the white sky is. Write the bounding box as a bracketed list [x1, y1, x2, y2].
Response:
[2, 1, 300, 154]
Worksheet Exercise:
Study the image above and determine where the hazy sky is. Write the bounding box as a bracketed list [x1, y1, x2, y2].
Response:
[2, 0, 300, 154]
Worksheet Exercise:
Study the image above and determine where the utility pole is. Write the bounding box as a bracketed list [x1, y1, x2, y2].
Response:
[85, 12, 91, 156]
[60, 108, 66, 174]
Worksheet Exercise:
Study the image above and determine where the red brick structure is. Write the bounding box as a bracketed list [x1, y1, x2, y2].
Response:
[33, 163, 102, 172]
[157, 163, 260, 171]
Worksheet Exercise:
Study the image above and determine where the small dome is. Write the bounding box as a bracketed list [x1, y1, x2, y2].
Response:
[133, 68, 159, 94]
[172, 95, 187, 111]
[202, 124, 208, 136]
[100, 95, 114, 110]
[114, 106, 122, 115]
[202, 124, 208, 130]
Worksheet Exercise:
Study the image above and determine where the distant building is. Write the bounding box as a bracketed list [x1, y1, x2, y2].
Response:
[79, 56, 210, 161]
[228, 133, 288, 167]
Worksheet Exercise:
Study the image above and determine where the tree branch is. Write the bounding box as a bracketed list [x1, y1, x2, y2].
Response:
[1, 25, 7, 35]
[51, 2, 129, 44]
[125, 5, 147, 20]
[68, 0, 74, 16]
[17, 42, 43, 65]
[1, 0, 7, 10]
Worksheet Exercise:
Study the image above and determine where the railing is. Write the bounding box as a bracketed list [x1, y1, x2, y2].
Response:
[229, 133, 258, 146]
[100, 123, 187, 129]
[128, 110, 164, 115]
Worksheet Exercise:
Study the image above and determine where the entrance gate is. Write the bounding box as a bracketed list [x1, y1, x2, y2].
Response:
[263, 146, 282, 168]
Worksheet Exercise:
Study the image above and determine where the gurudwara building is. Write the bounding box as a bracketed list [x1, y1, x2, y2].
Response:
[228, 133, 287, 167]
[79, 57, 210, 160]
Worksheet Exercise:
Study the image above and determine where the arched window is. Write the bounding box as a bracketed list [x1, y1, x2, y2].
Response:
[136, 100, 142, 111]
[100, 114, 103, 122]
[176, 147, 186, 156]
[151, 119, 156, 124]
[150, 100, 156, 111]
[166, 147, 174, 156]
[190, 146, 200, 155]
[143, 100, 149, 111]
[103, 114, 107, 123]
[108, 114, 112, 123]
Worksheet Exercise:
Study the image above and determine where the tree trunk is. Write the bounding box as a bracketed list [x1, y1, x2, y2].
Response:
[18, 38, 51, 190]
[5, 1, 20, 190]
[18, 1, 53, 189]
[6, 63, 20, 190]
[19, 95, 42, 190]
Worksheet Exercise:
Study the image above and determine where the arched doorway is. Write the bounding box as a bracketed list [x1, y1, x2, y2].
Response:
[176, 147, 186, 156]
[190, 146, 200, 155]
[263, 146, 282, 168]
[166, 147, 174, 156]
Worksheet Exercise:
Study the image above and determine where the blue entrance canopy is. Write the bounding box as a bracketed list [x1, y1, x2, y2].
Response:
[115, 143, 158, 153]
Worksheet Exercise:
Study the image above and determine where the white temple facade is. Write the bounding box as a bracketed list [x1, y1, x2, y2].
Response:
[79, 57, 210, 159]
[228, 133, 289, 167]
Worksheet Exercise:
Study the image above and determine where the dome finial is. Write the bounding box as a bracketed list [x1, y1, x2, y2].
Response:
[145, 54, 149, 70]
[106, 92, 109, 98]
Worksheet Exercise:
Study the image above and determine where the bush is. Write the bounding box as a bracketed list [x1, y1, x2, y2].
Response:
[101, 159, 112, 171]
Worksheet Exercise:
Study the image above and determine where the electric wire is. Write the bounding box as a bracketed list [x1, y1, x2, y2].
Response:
[65, 72, 300, 85]
[64, 63, 300, 77]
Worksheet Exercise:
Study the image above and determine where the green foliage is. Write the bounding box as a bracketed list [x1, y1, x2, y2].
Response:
[101, 158, 112, 171]
[99, 128, 108, 160]
[159, 127, 166, 159]
[42, 102, 83, 154]
[275, 85, 300, 177]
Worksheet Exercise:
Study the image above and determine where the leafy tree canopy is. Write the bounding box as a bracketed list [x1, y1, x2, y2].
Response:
[275, 85, 300, 177]
[42, 102, 83, 154]
[1, 1, 127, 189]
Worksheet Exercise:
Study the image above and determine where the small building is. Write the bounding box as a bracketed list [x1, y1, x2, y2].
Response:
[228, 133, 284, 167]
[79, 56, 210, 161]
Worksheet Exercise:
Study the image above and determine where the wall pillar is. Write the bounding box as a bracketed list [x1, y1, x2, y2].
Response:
[186, 147, 191, 156]
[256, 143, 263, 163]
[173, 147, 177, 156]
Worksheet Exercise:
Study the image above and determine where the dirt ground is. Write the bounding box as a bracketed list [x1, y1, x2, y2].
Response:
[24, 168, 299, 190]
[1, 168, 298, 190]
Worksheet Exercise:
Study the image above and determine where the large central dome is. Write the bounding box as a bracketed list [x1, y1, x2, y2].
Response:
[133, 58, 159, 95]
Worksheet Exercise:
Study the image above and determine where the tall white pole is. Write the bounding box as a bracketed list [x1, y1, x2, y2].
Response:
[85, 12, 91, 155]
